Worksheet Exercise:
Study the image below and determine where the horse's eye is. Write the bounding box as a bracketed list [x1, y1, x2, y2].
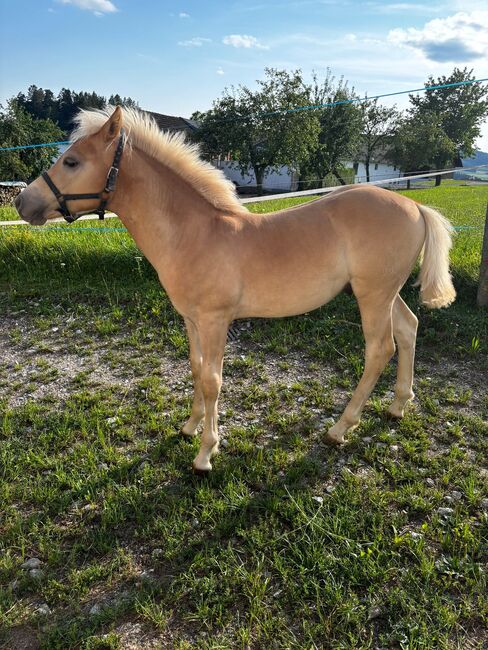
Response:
[63, 157, 79, 168]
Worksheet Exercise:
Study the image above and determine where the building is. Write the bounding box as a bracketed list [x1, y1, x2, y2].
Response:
[214, 156, 401, 195]
[146, 112, 198, 135]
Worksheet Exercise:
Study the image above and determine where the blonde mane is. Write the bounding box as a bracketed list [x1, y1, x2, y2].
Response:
[70, 106, 245, 214]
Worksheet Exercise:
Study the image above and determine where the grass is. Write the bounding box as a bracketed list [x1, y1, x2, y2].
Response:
[0, 185, 487, 649]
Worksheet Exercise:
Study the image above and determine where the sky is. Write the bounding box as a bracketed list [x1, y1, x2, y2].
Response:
[1, 0, 488, 151]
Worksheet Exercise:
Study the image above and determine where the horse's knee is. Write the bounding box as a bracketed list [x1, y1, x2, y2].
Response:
[200, 368, 221, 402]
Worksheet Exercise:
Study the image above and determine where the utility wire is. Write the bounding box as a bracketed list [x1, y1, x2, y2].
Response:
[1, 77, 487, 152]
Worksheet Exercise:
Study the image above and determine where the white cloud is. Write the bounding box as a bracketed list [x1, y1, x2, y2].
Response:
[388, 11, 488, 62]
[178, 37, 212, 47]
[179, 12, 190, 18]
[367, 2, 443, 14]
[58, 0, 117, 14]
[216, 67, 225, 75]
[222, 34, 269, 50]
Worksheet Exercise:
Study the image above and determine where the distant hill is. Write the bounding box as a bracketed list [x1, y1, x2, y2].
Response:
[462, 150, 488, 168]
[454, 150, 488, 180]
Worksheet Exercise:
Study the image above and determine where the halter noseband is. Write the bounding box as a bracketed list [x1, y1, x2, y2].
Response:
[41, 129, 126, 223]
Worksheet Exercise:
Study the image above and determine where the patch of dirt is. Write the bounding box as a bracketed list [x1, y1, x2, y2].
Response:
[0, 626, 40, 650]
[0, 310, 486, 425]
[0, 313, 190, 408]
[114, 622, 164, 649]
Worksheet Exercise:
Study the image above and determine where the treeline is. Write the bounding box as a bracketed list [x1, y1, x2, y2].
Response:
[0, 87, 138, 181]
[14, 85, 139, 133]
[1, 70, 487, 185]
[192, 67, 488, 192]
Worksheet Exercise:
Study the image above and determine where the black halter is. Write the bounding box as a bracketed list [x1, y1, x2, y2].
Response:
[41, 129, 126, 223]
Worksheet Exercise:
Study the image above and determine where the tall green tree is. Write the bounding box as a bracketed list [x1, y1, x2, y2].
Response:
[15, 86, 139, 133]
[0, 101, 64, 182]
[357, 98, 399, 182]
[300, 71, 363, 186]
[192, 68, 320, 194]
[409, 68, 488, 166]
[56, 88, 76, 133]
[390, 112, 456, 189]
[15, 85, 58, 123]
[109, 94, 139, 109]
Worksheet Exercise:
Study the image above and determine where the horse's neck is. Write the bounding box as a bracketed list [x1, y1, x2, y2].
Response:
[110, 147, 216, 284]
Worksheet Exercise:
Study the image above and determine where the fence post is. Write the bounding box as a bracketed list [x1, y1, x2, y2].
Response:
[477, 202, 488, 307]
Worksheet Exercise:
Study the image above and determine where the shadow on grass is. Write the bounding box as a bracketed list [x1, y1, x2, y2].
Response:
[1, 233, 486, 647]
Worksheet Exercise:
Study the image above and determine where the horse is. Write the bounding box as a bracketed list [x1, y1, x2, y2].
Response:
[15, 106, 456, 473]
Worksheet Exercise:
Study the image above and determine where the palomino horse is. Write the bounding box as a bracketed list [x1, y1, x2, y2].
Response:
[15, 106, 456, 472]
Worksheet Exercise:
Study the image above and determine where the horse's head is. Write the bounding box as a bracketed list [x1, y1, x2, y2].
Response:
[15, 107, 124, 225]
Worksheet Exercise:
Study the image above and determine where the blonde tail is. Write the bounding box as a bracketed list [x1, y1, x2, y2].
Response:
[415, 205, 456, 308]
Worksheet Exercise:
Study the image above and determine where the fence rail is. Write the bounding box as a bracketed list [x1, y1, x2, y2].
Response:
[1, 164, 487, 226]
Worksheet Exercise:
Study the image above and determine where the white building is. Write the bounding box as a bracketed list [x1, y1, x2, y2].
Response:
[350, 160, 401, 184]
[214, 161, 299, 193]
[215, 157, 401, 194]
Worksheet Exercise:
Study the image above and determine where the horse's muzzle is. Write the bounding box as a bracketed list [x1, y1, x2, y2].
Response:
[15, 189, 48, 226]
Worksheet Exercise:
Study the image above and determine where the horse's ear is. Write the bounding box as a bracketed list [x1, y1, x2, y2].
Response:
[99, 106, 123, 142]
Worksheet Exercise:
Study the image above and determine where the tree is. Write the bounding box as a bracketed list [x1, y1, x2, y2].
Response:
[15, 86, 139, 133]
[109, 94, 139, 109]
[409, 68, 488, 166]
[0, 101, 64, 182]
[192, 68, 320, 195]
[15, 85, 58, 123]
[390, 112, 456, 189]
[58, 89, 105, 131]
[300, 70, 363, 186]
[56, 88, 76, 133]
[357, 98, 399, 182]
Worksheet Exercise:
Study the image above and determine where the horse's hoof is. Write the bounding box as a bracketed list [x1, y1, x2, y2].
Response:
[386, 408, 403, 420]
[192, 443, 219, 473]
[324, 431, 346, 446]
[192, 462, 212, 475]
[181, 427, 198, 438]
[387, 395, 413, 420]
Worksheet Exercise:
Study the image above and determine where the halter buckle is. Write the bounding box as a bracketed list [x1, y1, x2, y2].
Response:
[105, 166, 119, 193]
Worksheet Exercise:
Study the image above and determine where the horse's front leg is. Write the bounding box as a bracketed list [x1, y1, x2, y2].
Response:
[181, 318, 205, 437]
[191, 317, 228, 473]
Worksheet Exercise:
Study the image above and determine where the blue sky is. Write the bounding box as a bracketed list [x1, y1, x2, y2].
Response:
[1, 0, 488, 150]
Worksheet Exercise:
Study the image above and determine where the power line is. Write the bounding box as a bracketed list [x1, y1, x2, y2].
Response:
[255, 77, 488, 119]
[1, 76, 487, 152]
[0, 140, 69, 152]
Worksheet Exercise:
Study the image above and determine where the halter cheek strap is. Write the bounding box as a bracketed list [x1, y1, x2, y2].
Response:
[41, 128, 126, 224]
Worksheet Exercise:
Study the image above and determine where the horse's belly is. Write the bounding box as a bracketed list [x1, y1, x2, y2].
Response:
[236, 271, 347, 318]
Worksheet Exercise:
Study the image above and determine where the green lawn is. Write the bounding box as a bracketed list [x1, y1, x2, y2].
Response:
[0, 185, 487, 649]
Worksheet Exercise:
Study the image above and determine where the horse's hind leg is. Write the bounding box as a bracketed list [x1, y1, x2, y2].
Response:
[325, 289, 396, 445]
[387, 295, 418, 419]
[182, 318, 205, 437]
